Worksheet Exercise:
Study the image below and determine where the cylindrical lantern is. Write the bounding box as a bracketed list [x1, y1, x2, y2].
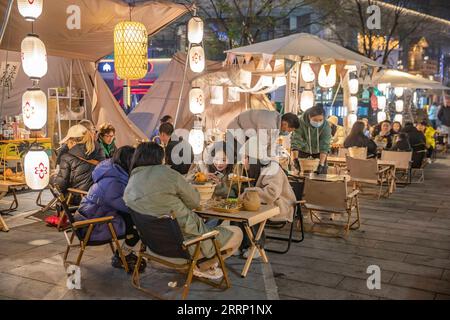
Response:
[18, 0, 43, 21]
[348, 113, 357, 128]
[301, 62, 315, 83]
[394, 114, 403, 123]
[395, 100, 404, 112]
[189, 88, 204, 114]
[274, 76, 286, 87]
[377, 83, 389, 93]
[349, 96, 358, 112]
[189, 128, 204, 155]
[300, 90, 314, 112]
[21, 34, 47, 80]
[189, 45, 205, 73]
[261, 76, 273, 87]
[377, 96, 387, 110]
[22, 88, 47, 130]
[377, 111, 387, 123]
[114, 21, 148, 80]
[318, 64, 336, 88]
[210, 86, 224, 105]
[188, 16, 204, 44]
[240, 70, 252, 87]
[24, 149, 50, 190]
[349, 78, 359, 95]
[394, 87, 404, 98]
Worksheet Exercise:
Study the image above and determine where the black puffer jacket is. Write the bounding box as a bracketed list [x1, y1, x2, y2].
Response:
[53, 144, 104, 194]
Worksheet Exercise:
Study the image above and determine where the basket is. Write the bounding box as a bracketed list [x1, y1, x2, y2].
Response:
[191, 183, 216, 204]
[299, 159, 319, 173]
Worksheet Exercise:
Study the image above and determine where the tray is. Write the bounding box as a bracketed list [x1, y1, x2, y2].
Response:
[210, 205, 243, 213]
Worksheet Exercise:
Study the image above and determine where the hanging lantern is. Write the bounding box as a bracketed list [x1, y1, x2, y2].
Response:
[114, 21, 148, 80]
[24, 149, 50, 190]
[239, 70, 252, 87]
[348, 113, 357, 128]
[261, 76, 273, 87]
[21, 34, 47, 80]
[189, 88, 204, 114]
[274, 76, 286, 87]
[300, 90, 314, 112]
[228, 87, 240, 102]
[18, 0, 43, 21]
[349, 96, 358, 112]
[349, 78, 359, 95]
[189, 128, 204, 155]
[189, 45, 205, 73]
[22, 88, 47, 130]
[188, 16, 204, 44]
[394, 114, 403, 123]
[377, 96, 387, 110]
[318, 64, 336, 88]
[300, 62, 315, 83]
[210, 86, 223, 105]
[395, 100, 404, 112]
[377, 111, 387, 123]
[377, 83, 389, 94]
[394, 87, 404, 98]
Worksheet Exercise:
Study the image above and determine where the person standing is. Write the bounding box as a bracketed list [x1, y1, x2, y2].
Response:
[438, 98, 450, 136]
[428, 101, 439, 129]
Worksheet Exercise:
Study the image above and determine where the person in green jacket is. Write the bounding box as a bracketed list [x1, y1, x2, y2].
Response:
[291, 104, 331, 173]
[98, 123, 117, 159]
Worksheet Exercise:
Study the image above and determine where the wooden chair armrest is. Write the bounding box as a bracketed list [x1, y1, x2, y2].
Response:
[295, 200, 306, 205]
[72, 216, 114, 228]
[183, 230, 220, 247]
[347, 189, 360, 199]
[67, 188, 88, 196]
[378, 166, 390, 174]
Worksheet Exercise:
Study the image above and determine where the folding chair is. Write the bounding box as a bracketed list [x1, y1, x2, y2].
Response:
[337, 148, 349, 158]
[302, 178, 361, 236]
[50, 185, 88, 231]
[381, 150, 413, 185]
[348, 147, 367, 159]
[346, 156, 391, 199]
[410, 150, 427, 184]
[130, 210, 230, 300]
[52, 186, 129, 272]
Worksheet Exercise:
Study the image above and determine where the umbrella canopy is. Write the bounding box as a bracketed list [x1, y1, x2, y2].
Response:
[365, 69, 450, 90]
[0, 0, 189, 61]
[226, 33, 382, 67]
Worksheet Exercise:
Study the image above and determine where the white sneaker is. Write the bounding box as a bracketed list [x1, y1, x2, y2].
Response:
[242, 249, 261, 259]
[193, 266, 223, 280]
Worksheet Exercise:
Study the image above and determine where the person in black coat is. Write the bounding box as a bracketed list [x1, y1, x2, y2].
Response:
[344, 120, 378, 158]
[159, 122, 193, 175]
[401, 122, 426, 168]
[390, 133, 412, 152]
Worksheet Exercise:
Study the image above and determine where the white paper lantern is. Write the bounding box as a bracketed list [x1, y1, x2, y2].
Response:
[395, 100, 404, 112]
[349, 78, 359, 95]
[377, 83, 389, 94]
[377, 111, 387, 123]
[189, 45, 205, 73]
[301, 62, 315, 83]
[210, 86, 223, 105]
[188, 16, 204, 44]
[189, 88, 204, 114]
[24, 149, 50, 190]
[18, 0, 43, 21]
[394, 114, 403, 123]
[377, 96, 387, 110]
[274, 76, 286, 87]
[300, 90, 314, 111]
[239, 70, 252, 87]
[228, 87, 240, 102]
[189, 129, 204, 155]
[21, 35, 48, 80]
[22, 88, 47, 130]
[261, 76, 273, 87]
[394, 87, 404, 98]
[349, 96, 358, 112]
[348, 113, 358, 128]
[318, 64, 336, 88]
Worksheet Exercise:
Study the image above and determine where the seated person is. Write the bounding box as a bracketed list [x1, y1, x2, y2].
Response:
[204, 142, 236, 198]
[344, 121, 378, 158]
[391, 121, 402, 135]
[327, 115, 345, 147]
[159, 122, 193, 175]
[123, 142, 243, 279]
[401, 122, 427, 168]
[150, 115, 173, 144]
[390, 133, 412, 152]
[97, 123, 117, 159]
[372, 120, 393, 149]
[77, 146, 145, 272]
[416, 120, 436, 160]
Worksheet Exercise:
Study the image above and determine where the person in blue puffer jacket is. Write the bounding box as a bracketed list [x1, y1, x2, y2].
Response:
[76, 146, 145, 272]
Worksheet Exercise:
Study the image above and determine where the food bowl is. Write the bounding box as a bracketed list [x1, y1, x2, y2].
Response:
[191, 182, 216, 204]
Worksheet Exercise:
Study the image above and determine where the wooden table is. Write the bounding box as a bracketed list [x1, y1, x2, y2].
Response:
[289, 172, 351, 182]
[195, 204, 280, 278]
[0, 180, 28, 232]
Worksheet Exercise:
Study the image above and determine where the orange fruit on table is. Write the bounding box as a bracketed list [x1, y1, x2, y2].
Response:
[194, 172, 208, 183]
[5, 168, 13, 177]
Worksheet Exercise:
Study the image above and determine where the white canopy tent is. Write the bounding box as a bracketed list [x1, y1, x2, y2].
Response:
[363, 69, 450, 90]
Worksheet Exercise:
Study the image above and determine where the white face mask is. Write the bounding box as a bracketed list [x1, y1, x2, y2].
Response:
[310, 120, 323, 128]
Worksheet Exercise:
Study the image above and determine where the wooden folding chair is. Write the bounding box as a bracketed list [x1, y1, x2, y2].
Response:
[129, 210, 230, 300]
[348, 147, 367, 159]
[346, 156, 391, 199]
[337, 148, 349, 158]
[52, 187, 129, 272]
[51, 186, 88, 231]
[302, 178, 360, 236]
[0, 213, 9, 232]
[381, 150, 413, 185]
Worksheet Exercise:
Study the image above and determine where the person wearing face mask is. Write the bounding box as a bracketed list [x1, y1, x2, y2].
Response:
[291, 104, 331, 173]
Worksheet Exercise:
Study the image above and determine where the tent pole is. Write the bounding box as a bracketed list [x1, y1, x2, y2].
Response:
[69, 60, 73, 128]
[174, 44, 191, 128]
[77, 60, 93, 120]
[0, 0, 13, 46]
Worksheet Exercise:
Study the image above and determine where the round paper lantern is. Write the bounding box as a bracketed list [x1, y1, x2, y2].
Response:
[377, 96, 387, 110]
[349, 96, 358, 112]
[189, 45, 205, 73]
[377, 111, 387, 123]
[394, 114, 403, 123]
[349, 78, 359, 95]
[114, 21, 148, 80]
[301, 62, 315, 83]
[188, 16, 204, 44]
[394, 87, 404, 98]
[189, 128, 204, 155]
[189, 88, 204, 114]
[395, 100, 404, 112]
[24, 149, 50, 190]
[22, 88, 47, 130]
[318, 64, 336, 88]
[300, 90, 314, 111]
[18, 0, 43, 21]
[21, 34, 47, 80]
[348, 113, 357, 128]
